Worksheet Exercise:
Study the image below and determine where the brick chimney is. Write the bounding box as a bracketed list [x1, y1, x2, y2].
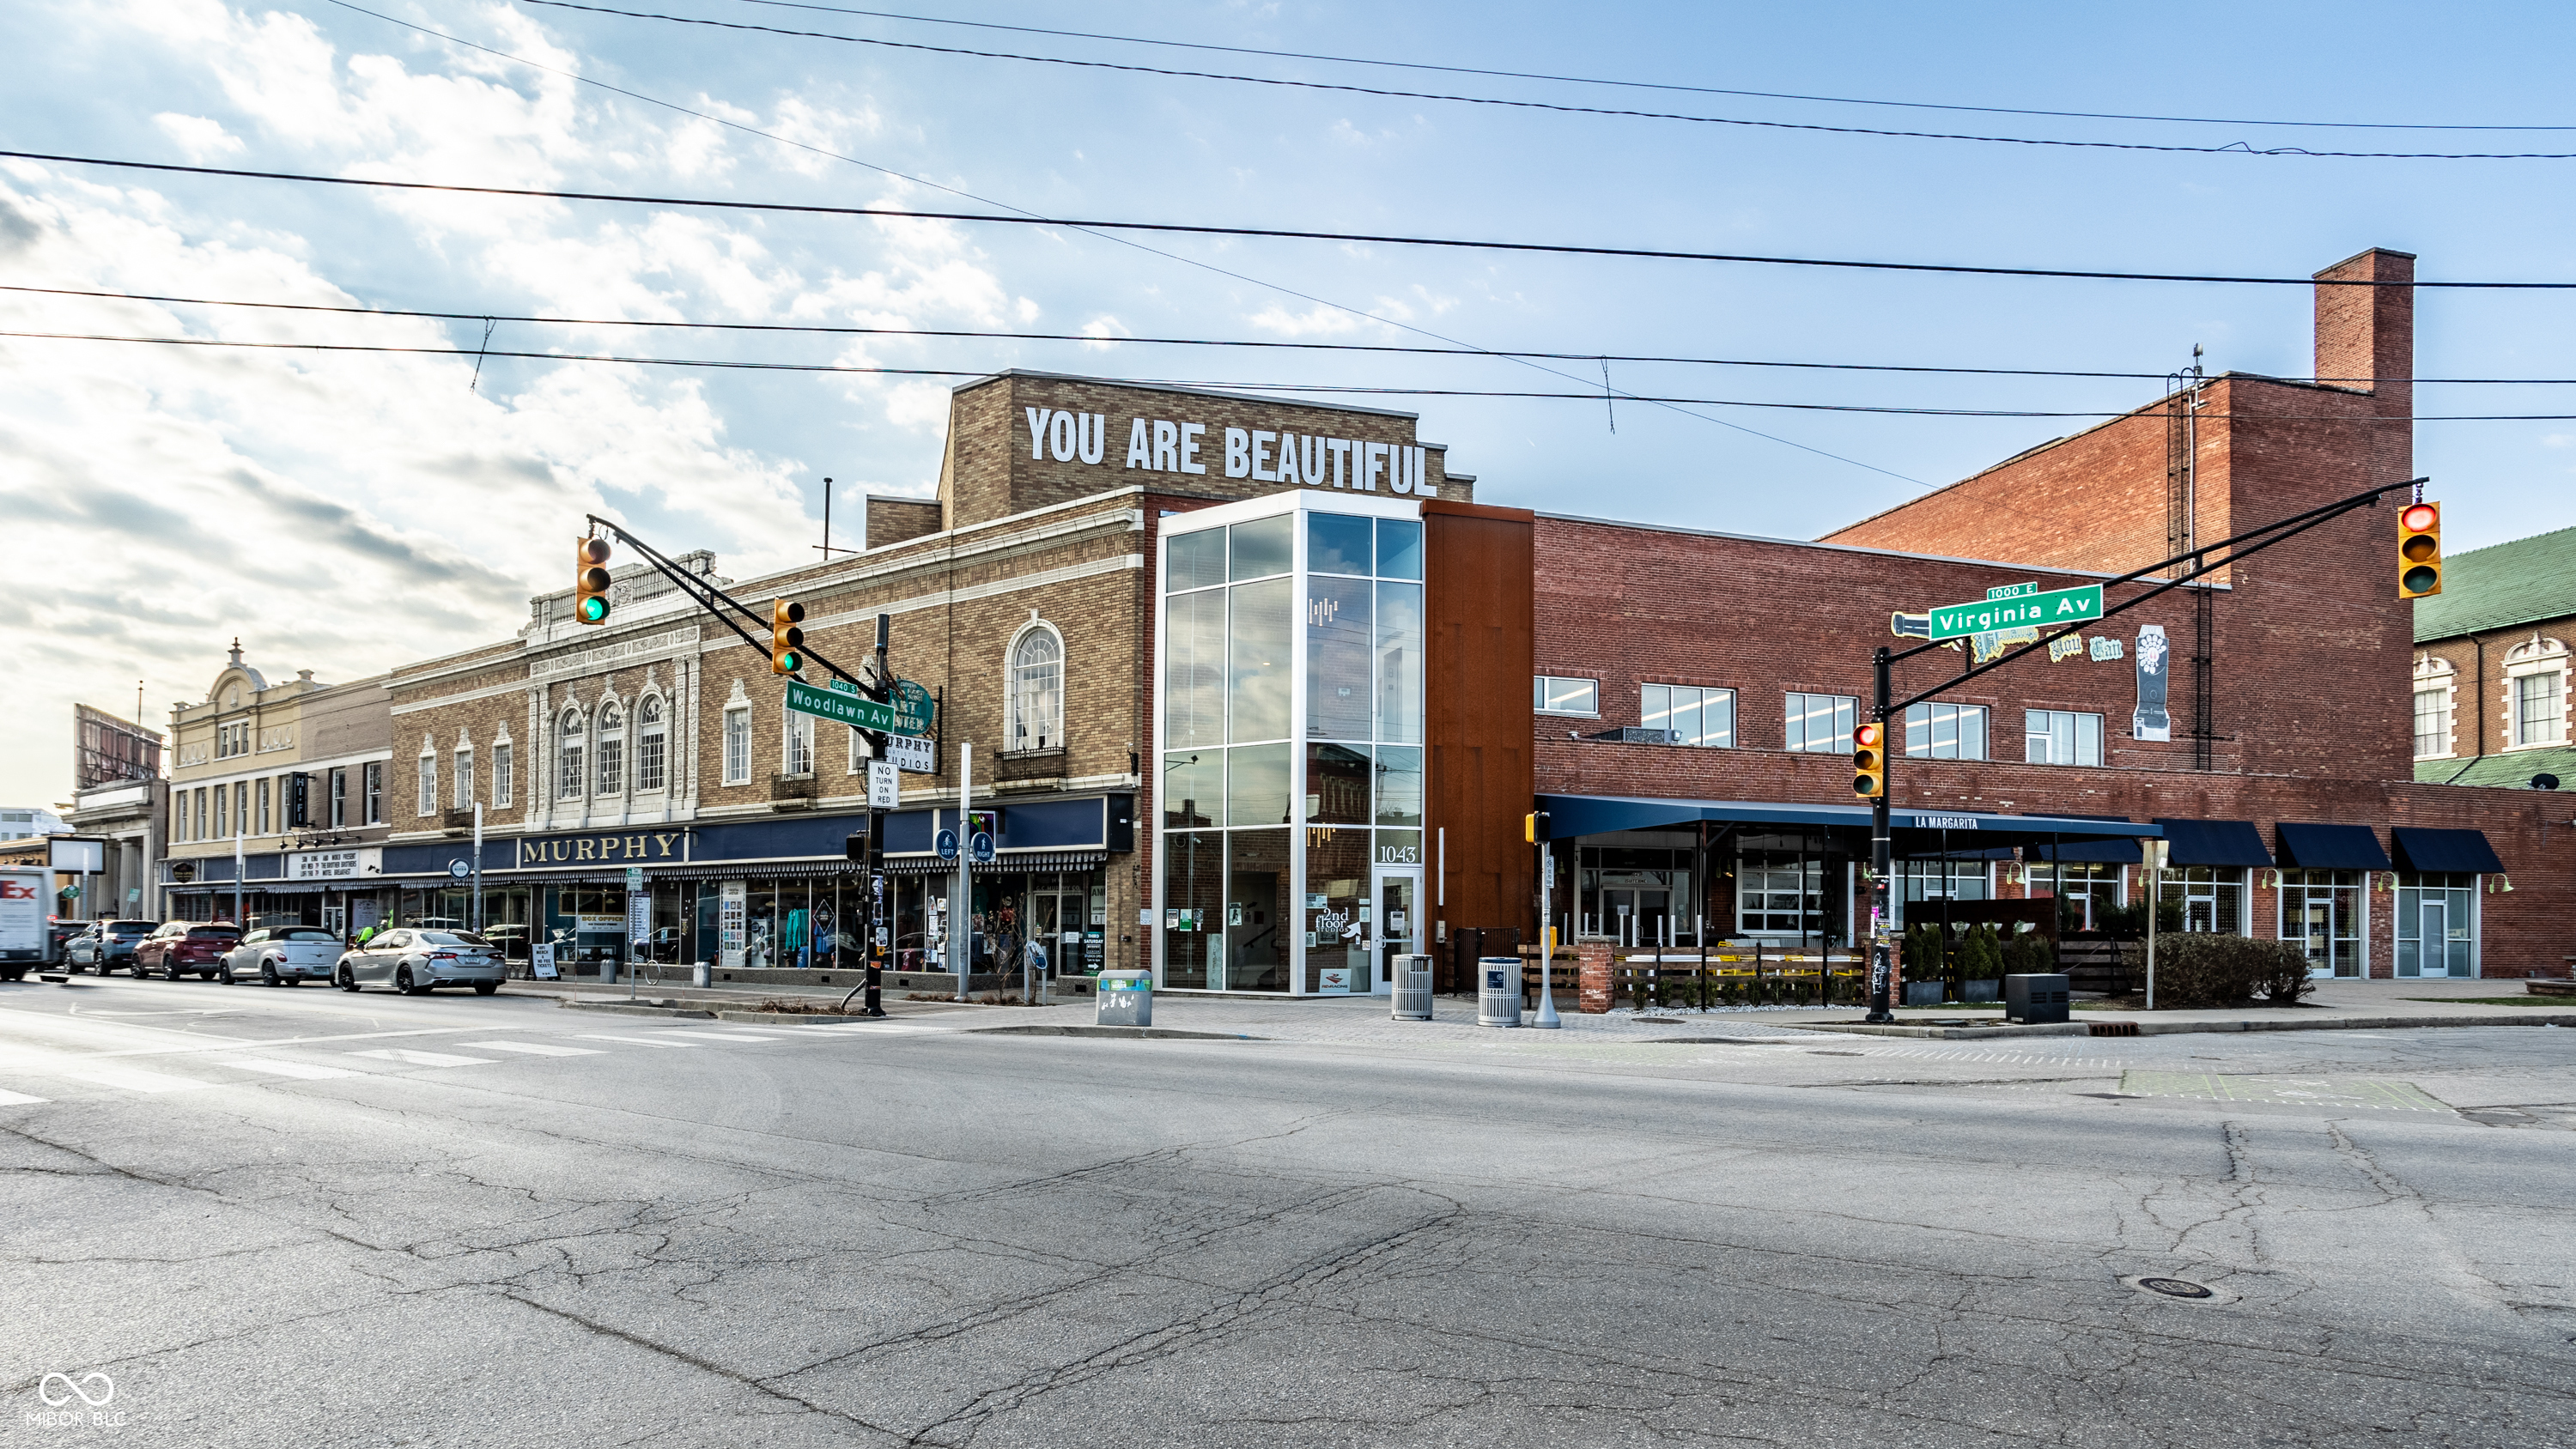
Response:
[2312, 247, 2415, 486]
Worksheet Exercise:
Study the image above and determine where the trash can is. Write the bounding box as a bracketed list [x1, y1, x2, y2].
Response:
[2004, 973, 2070, 1025]
[691, 961, 710, 989]
[1391, 954, 1433, 1021]
[1476, 956, 1522, 1028]
[1097, 969, 1153, 1028]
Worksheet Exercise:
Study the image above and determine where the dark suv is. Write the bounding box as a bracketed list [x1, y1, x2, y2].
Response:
[133, 922, 242, 980]
[66, 920, 159, 973]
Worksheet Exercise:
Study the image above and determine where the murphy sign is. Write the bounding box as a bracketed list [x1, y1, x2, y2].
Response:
[1927, 583, 2104, 642]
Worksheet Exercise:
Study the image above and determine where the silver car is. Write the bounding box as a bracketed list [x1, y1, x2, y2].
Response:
[218, 926, 344, 986]
[333, 929, 507, 996]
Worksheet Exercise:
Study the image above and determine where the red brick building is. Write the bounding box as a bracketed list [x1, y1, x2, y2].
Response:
[1524, 248, 2568, 982]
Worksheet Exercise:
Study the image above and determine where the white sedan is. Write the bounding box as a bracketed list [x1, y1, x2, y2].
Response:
[217, 926, 346, 986]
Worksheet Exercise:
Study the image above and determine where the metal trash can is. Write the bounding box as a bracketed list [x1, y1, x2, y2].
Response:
[2004, 973, 2070, 1025]
[1391, 954, 1433, 1021]
[1476, 956, 1522, 1028]
[1097, 969, 1153, 1028]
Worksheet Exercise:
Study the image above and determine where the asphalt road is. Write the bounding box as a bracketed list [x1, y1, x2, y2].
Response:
[3, 976, 2573, 1447]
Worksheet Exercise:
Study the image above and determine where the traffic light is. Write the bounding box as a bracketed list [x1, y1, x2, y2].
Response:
[2398, 500, 2442, 599]
[1852, 720, 1886, 798]
[770, 598, 805, 675]
[574, 536, 612, 625]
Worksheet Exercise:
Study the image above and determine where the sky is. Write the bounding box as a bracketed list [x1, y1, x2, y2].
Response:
[7, 0, 2576, 806]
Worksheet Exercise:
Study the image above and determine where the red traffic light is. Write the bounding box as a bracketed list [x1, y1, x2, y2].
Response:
[2397, 500, 2442, 600]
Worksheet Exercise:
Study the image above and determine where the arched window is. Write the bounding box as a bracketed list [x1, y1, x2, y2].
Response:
[596, 701, 625, 797]
[1007, 625, 1064, 752]
[636, 696, 667, 792]
[558, 707, 586, 800]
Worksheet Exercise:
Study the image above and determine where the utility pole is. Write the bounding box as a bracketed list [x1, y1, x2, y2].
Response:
[1866, 647, 1895, 1023]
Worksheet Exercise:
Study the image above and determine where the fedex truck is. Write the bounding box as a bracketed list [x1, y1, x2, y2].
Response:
[0, 866, 48, 980]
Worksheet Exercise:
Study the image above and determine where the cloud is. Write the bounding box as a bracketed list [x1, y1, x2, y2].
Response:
[152, 113, 246, 161]
[1245, 303, 1363, 337]
[1079, 315, 1132, 351]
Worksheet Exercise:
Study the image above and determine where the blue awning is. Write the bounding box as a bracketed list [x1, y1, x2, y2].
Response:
[2391, 827, 2505, 875]
[2274, 822, 2392, 870]
[2153, 818, 2273, 868]
[1535, 794, 2163, 847]
[2026, 814, 2145, 865]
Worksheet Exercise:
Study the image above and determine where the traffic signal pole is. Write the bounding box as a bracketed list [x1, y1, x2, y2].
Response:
[1866, 648, 1895, 1023]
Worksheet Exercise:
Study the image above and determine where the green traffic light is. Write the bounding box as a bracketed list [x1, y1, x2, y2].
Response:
[779, 650, 801, 673]
[579, 596, 610, 623]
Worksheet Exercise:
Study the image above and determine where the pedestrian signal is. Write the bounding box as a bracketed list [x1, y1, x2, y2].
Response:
[574, 537, 613, 625]
[1852, 721, 1886, 798]
[2398, 500, 2442, 599]
[770, 598, 805, 675]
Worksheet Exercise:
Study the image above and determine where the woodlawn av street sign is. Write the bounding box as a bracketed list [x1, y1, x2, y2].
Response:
[787, 678, 930, 736]
[1927, 583, 2104, 642]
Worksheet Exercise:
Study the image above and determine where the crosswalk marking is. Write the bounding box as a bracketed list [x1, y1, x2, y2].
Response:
[459, 1040, 605, 1058]
[216, 1057, 360, 1081]
[0, 1087, 50, 1106]
[57, 1066, 213, 1094]
[690, 1031, 786, 1042]
[349, 1048, 497, 1068]
[574, 1034, 701, 1048]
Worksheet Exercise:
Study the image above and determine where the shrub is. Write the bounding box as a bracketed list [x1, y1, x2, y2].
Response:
[1959, 924, 2003, 983]
[2149, 934, 2300, 1009]
[2002, 925, 2055, 978]
[1903, 923, 1947, 982]
[2253, 941, 2319, 1005]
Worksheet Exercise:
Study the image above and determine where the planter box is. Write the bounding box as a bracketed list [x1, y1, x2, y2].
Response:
[1962, 979, 2002, 1003]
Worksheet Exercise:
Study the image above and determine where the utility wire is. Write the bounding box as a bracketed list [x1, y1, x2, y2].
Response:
[313, 0, 1927, 486]
[14, 282, 2574, 386]
[9, 329, 2573, 418]
[520, 0, 2576, 160]
[9, 148, 2554, 288]
[721, 0, 2576, 135]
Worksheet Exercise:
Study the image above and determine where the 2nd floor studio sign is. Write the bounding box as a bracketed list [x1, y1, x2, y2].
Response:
[1024, 408, 1437, 496]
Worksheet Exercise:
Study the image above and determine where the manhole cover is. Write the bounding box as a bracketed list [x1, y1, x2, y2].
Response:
[2136, 1277, 2214, 1300]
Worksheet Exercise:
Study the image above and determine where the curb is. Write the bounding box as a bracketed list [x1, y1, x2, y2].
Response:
[1776, 1012, 2576, 1040]
[562, 1001, 714, 1019]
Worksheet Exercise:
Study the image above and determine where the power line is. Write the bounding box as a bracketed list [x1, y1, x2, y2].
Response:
[315, 0, 1928, 488]
[522, 0, 2576, 161]
[10, 329, 2573, 418]
[15, 282, 2576, 385]
[9, 148, 2557, 288]
[720, 0, 2576, 135]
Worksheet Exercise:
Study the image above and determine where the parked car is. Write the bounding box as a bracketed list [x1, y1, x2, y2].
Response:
[335, 929, 506, 996]
[217, 926, 345, 986]
[133, 921, 242, 980]
[65, 919, 159, 973]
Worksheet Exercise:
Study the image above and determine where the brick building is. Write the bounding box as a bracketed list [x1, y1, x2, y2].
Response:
[1527, 248, 2566, 983]
[2412, 524, 2576, 791]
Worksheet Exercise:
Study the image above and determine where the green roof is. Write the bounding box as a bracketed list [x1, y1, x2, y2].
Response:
[2413, 524, 2576, 641]
[2415, 743, 2576, 790]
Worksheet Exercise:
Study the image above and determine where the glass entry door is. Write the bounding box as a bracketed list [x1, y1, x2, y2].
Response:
[1368, 868, 1419, 996]
[2415, 900, 2454, 978]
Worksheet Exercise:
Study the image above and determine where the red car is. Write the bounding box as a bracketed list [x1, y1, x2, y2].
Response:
[133, 922, 242, 980]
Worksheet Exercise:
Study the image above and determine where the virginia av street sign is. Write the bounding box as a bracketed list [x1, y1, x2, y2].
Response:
[1926, 584, 2104, 641]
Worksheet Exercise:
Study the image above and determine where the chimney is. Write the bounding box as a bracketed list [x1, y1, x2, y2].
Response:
[2312, 247, 2415, 484]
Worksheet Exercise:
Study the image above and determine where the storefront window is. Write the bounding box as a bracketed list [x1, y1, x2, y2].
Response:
[2157, 866, 2246, 935]
[1228, 577, 1292, 743]
[1162, 832, 1221, 989]
[1306, 744, 1369, 824]
[2397, 871, 2476, 978]
[1890, 858, 1991, 930]
[2030, 861, 2123, 931]
[2277, 869, 2363, 977]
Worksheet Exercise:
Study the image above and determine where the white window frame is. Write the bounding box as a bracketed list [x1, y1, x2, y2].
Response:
[493, 737, 514, 808]
[782, 705, 814, 779]
[557, 707, 586, 802]
[1534, 676, 1600, 717]
[453, 741, 473, 810]
[635, 696, 666, 793]
[1642, 683, 1735, 748]
[416, 738, 437, 816]
[2504, 639, 2567, 750]
[2024, 709, 2104, 767]
[2411, 656, 2456, 760]
[1005, 621, 1066, 753]
[362, 761, 382, 825]
[1904, 701, 1989, 760]
[722, 704, 751, 785]
[1783, 693, 1857, 754]
[595, 700, 625, 799]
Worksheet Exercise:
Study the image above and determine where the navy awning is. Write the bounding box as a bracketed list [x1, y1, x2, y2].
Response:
[2274, 822, 2392, 870]
[2152, 818, 2273, 868]
[1535, 793, 2162, 848]
[2391, 828, 2506, 875]
[2027, 814, 2144, 865]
